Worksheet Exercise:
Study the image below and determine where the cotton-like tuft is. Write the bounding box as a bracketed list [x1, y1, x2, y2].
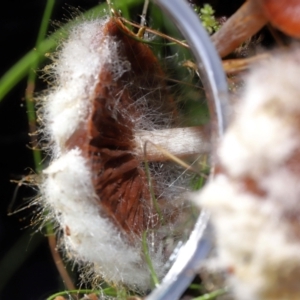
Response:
[38, 16, 194, 292]
[194, 48, 300, 300]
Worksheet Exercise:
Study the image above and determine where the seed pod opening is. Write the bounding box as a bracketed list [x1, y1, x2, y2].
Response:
[39, 16, 200, 291]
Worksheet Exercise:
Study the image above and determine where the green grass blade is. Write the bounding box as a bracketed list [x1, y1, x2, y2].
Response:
[46, 287, 117, 300]
[26, 0, 56, 172]
[142, 231, 160, 287]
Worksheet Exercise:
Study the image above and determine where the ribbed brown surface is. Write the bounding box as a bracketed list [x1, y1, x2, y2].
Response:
[83, 18, 175, 237]
[89, 66, 152, 236]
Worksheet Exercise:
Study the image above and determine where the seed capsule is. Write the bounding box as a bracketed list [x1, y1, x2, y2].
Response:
[39, 16, 196, 291]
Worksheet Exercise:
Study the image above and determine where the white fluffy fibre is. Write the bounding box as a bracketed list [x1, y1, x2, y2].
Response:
[39, 17, 190, 292]
[195, 49, 300, 300]
[42, 17, 129, 156]
[43, 149, 165, 290]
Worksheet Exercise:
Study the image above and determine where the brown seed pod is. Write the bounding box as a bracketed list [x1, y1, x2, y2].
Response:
[65, 17, 177, 237]
[40, 15, 204, 290]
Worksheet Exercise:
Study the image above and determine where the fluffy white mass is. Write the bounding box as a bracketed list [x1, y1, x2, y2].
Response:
[41, 18, 128, 156]
[195, 48, 300, 300]
[42, 149, 165, 289]
[39, 17, 169, 291]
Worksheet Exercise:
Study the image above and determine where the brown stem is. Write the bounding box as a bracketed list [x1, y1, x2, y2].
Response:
[48, 234, 76, 291]
[212, 0, 267, 58]
[222, 53, 270, 74]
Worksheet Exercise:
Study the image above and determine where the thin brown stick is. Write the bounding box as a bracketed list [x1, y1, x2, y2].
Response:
[117, 16, 189, 48]
[144, 141, 204, 175]
[183, 53, 270, 75]
[222, 53, 270, 73]
[48, 234, 76, 291]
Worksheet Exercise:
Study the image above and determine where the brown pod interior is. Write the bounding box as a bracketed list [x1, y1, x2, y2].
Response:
[67, 18, 177, 240]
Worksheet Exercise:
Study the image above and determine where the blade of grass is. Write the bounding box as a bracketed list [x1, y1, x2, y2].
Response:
[26, 0, 55, 173]
[142, 231, 160, 288]
[24, 0, 77, 291]
[0, 1, 57, 295]
[46, 287, 117, 300]
[192, 288, 227, 300]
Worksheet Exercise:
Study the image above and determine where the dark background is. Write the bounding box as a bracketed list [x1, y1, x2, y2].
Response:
[0, 1, 244, 299]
